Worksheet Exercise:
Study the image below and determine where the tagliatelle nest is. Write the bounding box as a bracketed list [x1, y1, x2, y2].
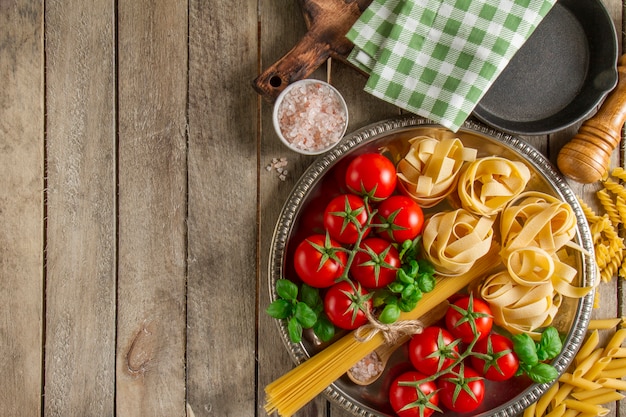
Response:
[421, 208, 495, 276]
[457, 156, 531, 217]
[397, 136, 476, 208]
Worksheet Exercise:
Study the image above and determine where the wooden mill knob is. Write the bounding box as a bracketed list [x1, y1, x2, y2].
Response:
[557, 55, 626, 183]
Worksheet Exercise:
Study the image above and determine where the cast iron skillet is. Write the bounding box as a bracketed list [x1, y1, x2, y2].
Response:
[473, 0, 618, 136]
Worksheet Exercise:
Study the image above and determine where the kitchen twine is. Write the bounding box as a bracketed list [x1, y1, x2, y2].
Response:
[354, 307, 424, 345]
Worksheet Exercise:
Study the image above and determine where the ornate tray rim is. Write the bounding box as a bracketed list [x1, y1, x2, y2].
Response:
[268, 115, 596, 417]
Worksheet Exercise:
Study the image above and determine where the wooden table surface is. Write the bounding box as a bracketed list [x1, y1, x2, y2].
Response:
[2, 0, 625, 416]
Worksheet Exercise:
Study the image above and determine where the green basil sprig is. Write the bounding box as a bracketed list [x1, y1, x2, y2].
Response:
[512, 327, 562, 384]
[266, 279, 335, 343]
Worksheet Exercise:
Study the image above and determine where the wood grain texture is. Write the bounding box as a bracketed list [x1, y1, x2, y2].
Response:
[0, 0, 625, 416]
[116, 0, 188, 415]
[0, 1, 44, 415]
[44, 0, 116, 415]
[257, 1, 333, 416]
[186, 0, 258, 416]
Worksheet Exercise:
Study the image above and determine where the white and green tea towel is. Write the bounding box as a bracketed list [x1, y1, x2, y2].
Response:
[346, 0, 556, 132]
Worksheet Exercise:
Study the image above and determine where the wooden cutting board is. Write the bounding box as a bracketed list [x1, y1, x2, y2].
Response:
[253, 0, 371, 102]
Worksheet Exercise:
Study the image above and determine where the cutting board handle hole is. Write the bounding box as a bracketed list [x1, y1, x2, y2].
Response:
[270, 75, 283, 88]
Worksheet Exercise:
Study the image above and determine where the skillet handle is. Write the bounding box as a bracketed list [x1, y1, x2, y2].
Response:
[557, 55, 626, 183]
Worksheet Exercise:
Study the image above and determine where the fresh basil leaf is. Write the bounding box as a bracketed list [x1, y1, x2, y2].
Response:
[294, 302, 317, 329]
[512, 333, 539, 366]
[266, 299, 292, 319]
[398, 295, 420, 312]
[397, 268, 415, 285]
[403, 287, 422, 303]
[402, 260, 419, 277]
[417, 258, 435, 275]
[401, 283, 416, 300]
[379, 303, 401, 324]
[287, 316, 303, 343]
[276, 279, 298, 301]
[388, 282, 404, 293]
[398, 239, 414, 260]
[527, 363, 559, 384]
[300, 283, 321, 308]
[313, 315, 335, 342]
[537, 327, 562, 361]
[417, 274, 436, 293]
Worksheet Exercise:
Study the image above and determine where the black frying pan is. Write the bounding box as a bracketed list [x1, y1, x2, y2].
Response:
[473, 0, 618, 135]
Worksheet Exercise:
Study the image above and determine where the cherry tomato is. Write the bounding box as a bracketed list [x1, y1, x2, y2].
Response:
[438, 365, 485, 413]
[323, 194, 370, 244]
[408, 326, 460, 376]
[293, 234, 347, 288]
[350, 237, 400, 289]
[345, 153, 397, 201]
[470, 333, 519, 381]
[389, 371, 440, 417]
[445, 295, 493, 343]
[375, 195, 424, 243]
[324, 280, 372, 330]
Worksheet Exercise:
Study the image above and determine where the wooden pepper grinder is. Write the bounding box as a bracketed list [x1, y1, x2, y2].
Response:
[557, 55, 626, 183]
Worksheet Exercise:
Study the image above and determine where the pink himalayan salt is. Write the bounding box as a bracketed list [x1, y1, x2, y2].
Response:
[349, 350, 384, 383]
[277, 82, 347, 153]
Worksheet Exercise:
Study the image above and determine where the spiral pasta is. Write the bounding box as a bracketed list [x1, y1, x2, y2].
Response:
[578, 171, 626, 282]
[397, 136, 476, 208]
[597, 188, 620, 227]
[457, 156, 531, 217]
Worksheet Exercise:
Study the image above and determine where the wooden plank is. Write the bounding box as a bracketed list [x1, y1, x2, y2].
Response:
[0, 1, 44, 415]
[115, 0, 188, 415]
[257, 1, 335, 416]
[43, 0, 117, 414]
[185, 1, 258, 416]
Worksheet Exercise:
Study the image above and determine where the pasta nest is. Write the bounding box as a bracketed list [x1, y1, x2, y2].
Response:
[457, 156, 531, 217]
[421, 208, 494, 276]
[397, 136, 476, 208]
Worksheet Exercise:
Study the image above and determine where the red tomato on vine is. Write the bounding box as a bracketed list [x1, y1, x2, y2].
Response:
[445, 294, 493, 343]
[350, 237, 400, 289]
[293, 234, 347, 288]
[375, 195, 424, 243]
[471, 333, 519, 381]
[438, 365, 485, 413]
[408, 326, 461, 376]
[389, 371, 440, 417]
[345, 153, 397, 201]
[323, 194, 370, 244]
[323, 280, 372, 330]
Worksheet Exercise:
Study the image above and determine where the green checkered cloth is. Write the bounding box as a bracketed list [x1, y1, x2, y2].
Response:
[346, 0, 556, 132]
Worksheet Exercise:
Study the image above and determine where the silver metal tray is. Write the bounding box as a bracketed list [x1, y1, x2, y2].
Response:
[268, 115, 596, 417]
